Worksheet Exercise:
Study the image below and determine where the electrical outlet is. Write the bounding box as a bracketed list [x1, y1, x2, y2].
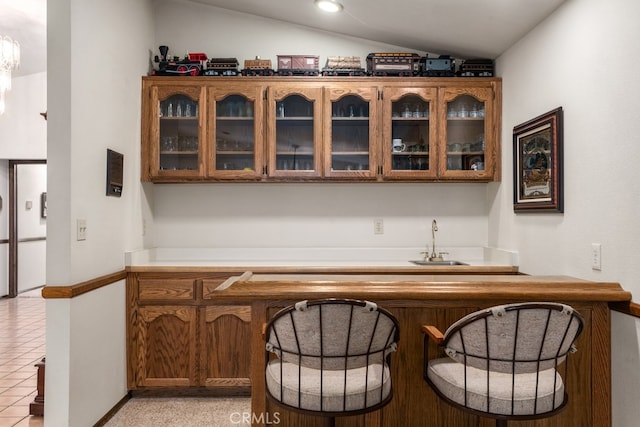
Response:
[77, 219, 87, 241]
[591, 243, 601, 271]
[373, 218, 384, 235]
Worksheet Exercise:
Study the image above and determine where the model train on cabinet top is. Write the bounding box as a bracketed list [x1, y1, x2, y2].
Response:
[151, 47, 494, 78]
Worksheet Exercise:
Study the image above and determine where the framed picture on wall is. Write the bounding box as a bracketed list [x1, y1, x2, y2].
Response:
[513, 107, 563, 213]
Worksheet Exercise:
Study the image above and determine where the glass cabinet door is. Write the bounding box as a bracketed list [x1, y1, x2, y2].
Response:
[267, 87, 322, 178]
[324, 87, 378, 179]
[439, 87, 494, 179]
[382, 87, 437, 179]
[208, 86, 264, 179]
[153, 86, 204, 178]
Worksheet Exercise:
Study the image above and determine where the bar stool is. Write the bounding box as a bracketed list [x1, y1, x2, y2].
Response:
[422, 302, 584, 427]
[264, 298, 400, 427]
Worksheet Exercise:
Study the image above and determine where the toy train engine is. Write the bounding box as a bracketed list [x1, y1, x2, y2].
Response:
[459, 58, 495, 77]
[420, 55, 455, 77]
[321, 56, 366, 76]
[241, 58, 275, 76]
[203, 58, 239, 76]
[276, 55, 320, 76]
[153, 46, 206, 76]
[366, 53, 421, 76]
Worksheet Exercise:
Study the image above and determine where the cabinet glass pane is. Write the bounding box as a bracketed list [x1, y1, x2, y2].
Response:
[390, 95, 430, 171]
[446, 94, 485, 171]
[215, 94, 256, 171]
[330, 95, 370, 171]
[159, 94, 199, 171]
[275, 95, 314, 171]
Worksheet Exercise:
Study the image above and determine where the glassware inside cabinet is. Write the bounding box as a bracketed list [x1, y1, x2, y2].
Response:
[445, 94, 485, 171]
[158, 94, 199, 171]
[275, 95, 315, 171]
[390, 94, 430, 171]
[330, 94, 370, 171]
[215, 94, 256, 171]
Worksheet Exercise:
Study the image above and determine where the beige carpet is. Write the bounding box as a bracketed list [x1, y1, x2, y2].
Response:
[103, 397, 252, 427]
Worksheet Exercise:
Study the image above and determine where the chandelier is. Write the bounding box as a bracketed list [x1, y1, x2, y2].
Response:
[0, 36, 21, 115]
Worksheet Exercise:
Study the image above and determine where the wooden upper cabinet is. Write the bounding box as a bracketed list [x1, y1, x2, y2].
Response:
[207, 84, 265, 180]
[381, 86, 438, 180]
[141, 77, 501, 183]
[323, 86, 379, 179]
[266, 85, 323, 178]
[142, 82, 206, 181]
[437, 84, 501, 181]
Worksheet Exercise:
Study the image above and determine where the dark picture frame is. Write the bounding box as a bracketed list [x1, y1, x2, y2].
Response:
[513, 107, 563, 213]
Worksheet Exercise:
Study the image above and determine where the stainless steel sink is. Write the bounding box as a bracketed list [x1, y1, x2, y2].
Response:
[410, 260, 468, 266]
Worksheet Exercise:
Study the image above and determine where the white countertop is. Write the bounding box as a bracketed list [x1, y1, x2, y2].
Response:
[125, 246, 518, 268]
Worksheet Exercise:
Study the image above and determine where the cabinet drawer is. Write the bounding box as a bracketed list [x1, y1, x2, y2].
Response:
[138, 279, 195, 302]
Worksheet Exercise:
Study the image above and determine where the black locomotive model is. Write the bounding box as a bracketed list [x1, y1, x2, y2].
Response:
[458, 58, 495, 77]
[420, 55, 455, 77]
[203, 58, 240, 76]
[153, 46, 205, 76]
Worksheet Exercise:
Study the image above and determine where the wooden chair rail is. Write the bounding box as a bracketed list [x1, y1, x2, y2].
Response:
[41, 270, 127, 299]
[610, 301, 640, 318]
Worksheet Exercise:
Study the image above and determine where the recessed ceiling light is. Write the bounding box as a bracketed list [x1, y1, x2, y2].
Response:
[315, 0, 343, 13]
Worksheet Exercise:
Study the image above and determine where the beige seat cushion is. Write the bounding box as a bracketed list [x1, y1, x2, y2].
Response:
[427, 357, 564, 416]
[266, 360, 391, 412]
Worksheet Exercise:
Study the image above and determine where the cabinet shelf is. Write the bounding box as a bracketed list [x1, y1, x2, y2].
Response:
[276, 117, 313, 121]
[160, 151, 199, 155]
[331, 117, 370, 121]
[216, 116, 254, 121]
[447, 151, 484, 155]
[446, 117, 485, 121]
[332, 151, 370, 156]
[392, 117, 430, 121]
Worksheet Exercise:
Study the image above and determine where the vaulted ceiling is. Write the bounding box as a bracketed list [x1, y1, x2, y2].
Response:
[0, 0, 566, 77]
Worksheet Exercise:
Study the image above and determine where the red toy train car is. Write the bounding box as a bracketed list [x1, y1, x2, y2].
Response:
[276, 55, 320, 76]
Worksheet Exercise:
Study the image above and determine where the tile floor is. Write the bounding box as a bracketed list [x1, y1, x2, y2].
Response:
[0, 289, 45, 427]
[0, 288, 253, 427]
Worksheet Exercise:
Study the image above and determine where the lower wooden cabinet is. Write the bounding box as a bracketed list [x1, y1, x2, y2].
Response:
[200, 305, 252, 387]
[127, 273, 252, 392]
[137, 305, 198, 387]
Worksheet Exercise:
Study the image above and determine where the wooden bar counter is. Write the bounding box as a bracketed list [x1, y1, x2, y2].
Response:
[211, 273, 632, 427]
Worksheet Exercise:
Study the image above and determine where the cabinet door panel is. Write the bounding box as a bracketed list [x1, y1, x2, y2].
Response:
[438, 86, 497, 180]
[382, 87, 438, 179]
[267, 86, 323, 178]
[324, 86, 379, 179]
[146, 84, 206, 181]
[208, 85, 265, 179]
[201, 306, 252, 387]
[137, 306, 197, 387]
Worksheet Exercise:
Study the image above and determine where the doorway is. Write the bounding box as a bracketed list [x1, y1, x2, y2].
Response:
[8, 160, 47, 297]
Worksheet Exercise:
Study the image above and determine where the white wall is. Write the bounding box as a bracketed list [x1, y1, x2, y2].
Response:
[0, 72, 47, 159]
[148, 0, 493, 252]
[45, 0, 154, 425]
[493, 0, 640, 425]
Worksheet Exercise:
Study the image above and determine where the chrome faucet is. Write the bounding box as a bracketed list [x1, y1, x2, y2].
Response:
[421, 219, 446, 262]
